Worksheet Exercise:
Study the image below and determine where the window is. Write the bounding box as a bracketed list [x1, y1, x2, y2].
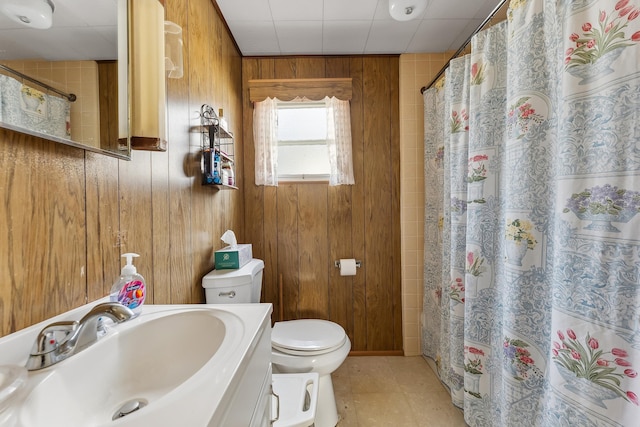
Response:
[276, 100, 330, 181]
[249, 78, 354, 186]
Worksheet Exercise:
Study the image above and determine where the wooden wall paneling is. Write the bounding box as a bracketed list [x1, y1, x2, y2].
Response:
[32, 142, 87, 326]
[188, 0, 217, 301]
[150, 152, 170, 305]
[263, 181, 278, 312]
[209, 2, 231, 271]
[0, 129, 25, 335]
[325, 57, 354, 335]
[348, 58, 368, 351]
[327, 183, 353, 329]
[14, 137, 87, 330]
[211, 5, 223, 103]
[263, 185, 278, 315]
[0, 131, 30, 335]
[222, 36, 244, 247]
[97, 61, 119, 152]
[272, 57, 297, 318]
[297, 184, 329, 318]
[325, 57, 350, 78]
[268, 57, 300, 319]
[389, 57, 403, 351]
[241, 59, 265, 274]
[209, 0, 230, 251]
[85, 152, 121, 302]
[259, 59, 278, 316]
[243, 56, 402, 352]
[165, 0, 193, 304]
[295, 57, 326, 79]
[0, 0, 246, 336]
[118, 150, 154, 302]
[277, 184, 299, 319]
[274, 57, 298, 80]
[362, 57, 395, 350]
[0, 132, 93, 334]
[229, 48, 244, 234]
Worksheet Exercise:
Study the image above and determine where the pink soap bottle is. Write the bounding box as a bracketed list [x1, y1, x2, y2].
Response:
[109, 253, 146, 317]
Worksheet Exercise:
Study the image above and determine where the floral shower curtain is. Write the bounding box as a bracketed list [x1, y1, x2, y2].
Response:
[422, 0, 640, 425]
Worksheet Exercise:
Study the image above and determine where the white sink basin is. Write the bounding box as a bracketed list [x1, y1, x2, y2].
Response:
[0, 303, 272, 427]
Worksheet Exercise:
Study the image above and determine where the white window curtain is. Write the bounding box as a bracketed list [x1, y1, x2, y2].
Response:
[325, 96, 355, 185]
[253, 97, 278, 186]
[253, 96, 355, 186]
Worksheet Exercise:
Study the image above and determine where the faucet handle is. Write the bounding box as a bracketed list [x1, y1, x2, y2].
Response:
[31, 321, 77, 355]
[26, 321, 78, 371]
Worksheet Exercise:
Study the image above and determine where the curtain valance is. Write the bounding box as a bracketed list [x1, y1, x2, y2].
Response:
[248, 78, 352, 102]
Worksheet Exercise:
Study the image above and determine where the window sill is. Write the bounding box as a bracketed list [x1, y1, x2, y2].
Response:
[278, 174, 329, 184]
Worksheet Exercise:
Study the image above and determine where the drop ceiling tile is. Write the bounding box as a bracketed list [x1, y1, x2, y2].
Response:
[373, 0, 394, 20]
[365, 19, 421, 54]
[423, 0, 483, 19]
[0, 0, 507, 61]
[0, 29, 48, 59]
[406, 19, 471, 53]
[54, 0, 117, 27]
[449, 18, 484, 51]
[269, 0, 323, 21]
[324, 0, 379, 20]
[228, 21, 280, 56]
[322, 21, 371, 54]
[275, 21, 323, 54]
[476, 0, 506, 18]
[51, 27, 117, 60]
[216, 0, 273, 21]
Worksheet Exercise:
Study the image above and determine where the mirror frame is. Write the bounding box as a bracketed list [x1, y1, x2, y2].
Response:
[0, 0, 130, 160]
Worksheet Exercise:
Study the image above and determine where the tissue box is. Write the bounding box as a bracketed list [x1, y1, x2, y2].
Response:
[215, 244, 252, 269]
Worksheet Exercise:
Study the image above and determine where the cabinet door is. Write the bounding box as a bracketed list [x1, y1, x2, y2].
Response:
[251, 369, 273, 427]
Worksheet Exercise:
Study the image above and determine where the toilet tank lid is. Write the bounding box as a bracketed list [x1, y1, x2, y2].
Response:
[202, 258, 264, 288]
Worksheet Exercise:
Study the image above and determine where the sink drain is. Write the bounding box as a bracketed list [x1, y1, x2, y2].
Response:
[112, 398, 148, 420]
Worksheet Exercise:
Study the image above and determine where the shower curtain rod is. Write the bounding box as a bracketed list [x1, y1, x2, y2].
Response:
[0, 64, 77, 102]
[420, 0, 509, 94]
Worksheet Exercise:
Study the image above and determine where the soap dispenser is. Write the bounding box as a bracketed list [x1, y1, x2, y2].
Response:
[110, 253, 146, 317]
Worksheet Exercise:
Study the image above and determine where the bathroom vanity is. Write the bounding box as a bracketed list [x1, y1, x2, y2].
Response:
[0, 302, 274, 426]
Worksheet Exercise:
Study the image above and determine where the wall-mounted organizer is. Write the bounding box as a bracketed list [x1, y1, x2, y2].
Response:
[200, 104, 237, 189]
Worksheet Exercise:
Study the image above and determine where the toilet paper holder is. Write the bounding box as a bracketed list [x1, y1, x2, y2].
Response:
[334, 260, 362, 269]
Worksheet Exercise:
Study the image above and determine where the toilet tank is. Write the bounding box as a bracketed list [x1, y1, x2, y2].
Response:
[202, 258, 264, 304]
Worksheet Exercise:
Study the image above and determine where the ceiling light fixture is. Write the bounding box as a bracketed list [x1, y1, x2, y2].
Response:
[0, 0, 55, 30]
[389, 0, 427, 21]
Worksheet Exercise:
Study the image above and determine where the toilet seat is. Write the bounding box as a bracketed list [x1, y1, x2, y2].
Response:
[272, 319, 346, 356]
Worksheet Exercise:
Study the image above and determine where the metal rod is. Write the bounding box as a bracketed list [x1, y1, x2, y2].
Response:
[420, 0, 509, 94]
[0, 64, 77, 102]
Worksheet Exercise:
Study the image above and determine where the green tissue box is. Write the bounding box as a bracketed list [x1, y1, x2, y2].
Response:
[214, 244, 252, 269]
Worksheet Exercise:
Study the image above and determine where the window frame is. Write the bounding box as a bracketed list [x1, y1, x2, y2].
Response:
[275, 99, 331, 182]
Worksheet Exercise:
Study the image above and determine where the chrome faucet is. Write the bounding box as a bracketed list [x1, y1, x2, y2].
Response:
[26, 302, 134, 371]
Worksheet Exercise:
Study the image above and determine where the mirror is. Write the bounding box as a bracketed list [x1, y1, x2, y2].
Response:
[0, 0, 130, 160]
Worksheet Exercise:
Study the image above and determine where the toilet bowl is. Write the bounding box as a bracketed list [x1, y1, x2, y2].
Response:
[271, 319, 351, 427]
[202, 259, 350, 427]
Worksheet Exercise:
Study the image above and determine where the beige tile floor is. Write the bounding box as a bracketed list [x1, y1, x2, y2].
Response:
[331, 356, 467, 427]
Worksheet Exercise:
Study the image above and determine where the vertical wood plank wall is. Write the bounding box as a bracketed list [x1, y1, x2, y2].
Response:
[242, 56, 403, 353]
[0, 0, 243, 337]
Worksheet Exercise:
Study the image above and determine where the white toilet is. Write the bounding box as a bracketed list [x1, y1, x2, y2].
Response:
[203, 259, 350, 427]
